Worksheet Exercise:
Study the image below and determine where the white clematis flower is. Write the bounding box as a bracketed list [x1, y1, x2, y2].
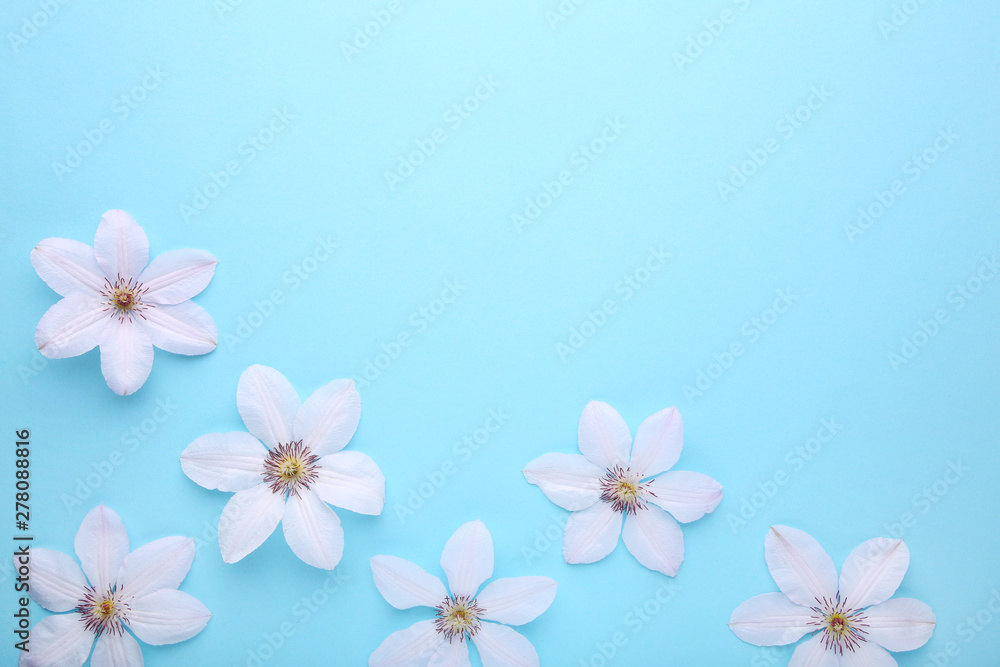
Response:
[729, 525, 936, 666]
[522, 401, 722, 576]
[17, 505, 211, 667]
[180, 364, 385, 570]
[31, 209, 218, 395]
[370, 520, 557, 667]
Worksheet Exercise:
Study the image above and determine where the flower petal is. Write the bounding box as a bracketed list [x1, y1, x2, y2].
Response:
[428, 638, 471, 667]
[522, 453, 603, 511]
[562, 502, 622, 565]
[440, 520, 494, 599]
[237, 365, 300, 448]
[477, 576, 557, 626]
[91, 631, 143, 667]
[765, 526, 838, 607]
[93, 210, 148, 281]
[371, 555, 447, 609]
[472, 622, 539, 667]
[180, 432, 268, 492]
[577, 401, 631, 470]
[117, 536, 194, 599]
[140, 301, 217, 355]
[864, 597, 935, 652]
[622, 506, 685, 576]
[35, 294, 109, 359]
[18, 613, 94, 667]
[99, 316, 154, 396]
[75, 505, 129, 592]
[313, 451, 385, 515]
[293, 378, 361, 457]
[20, 548, 86, 612]
[139, 249, 217, 305]
[728, 593, 814, 646]
[646, 471, 722, 523]
[839, 538, 910, 610]
[369, 620, 442, 667]
[788, 634, 840, 667]
[218, 483, 285, 564]
[838, 641, 897, 667]
[282, 489, 345, 570]
[628, 406, 683, 478]
[31, 237, 105, 296]
[128, 588, 211, 645]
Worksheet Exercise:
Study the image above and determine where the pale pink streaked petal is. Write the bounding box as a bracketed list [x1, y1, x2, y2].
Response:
[31, 237, 105, 296]
[128, 589, 211, 645]
[864, 597, 935, 652]
[369, 620, 442, 667]
[440, 520, 494, 599]
[35, 294, 109, 359]
[139, 248, 217, 305]
[293, 378, 361, 457]
[522, 453, 603, 511]
[838, 640, 897, 667]
[116, 536, 194, 598]
[477, 576, 557, 626]
[728, 592, 814, 646]
[472, 622, 539, 667]
[93, 210, 148, 281]
[562, 502, 622, 565]
[839, 538, 910, 610]
[139, 301, 217, 355]
[237, 365, 300, 449]
[90, 631, 143, 667]
[20, 548, 86, 613]
[788, 634, 840, 667]
[765, 526, 838, 607]
[313, 451, 385, 515]
[577, 401, 631, 470]
[370, 555, 447, 610]
[180, 432, 268, 493]
[628, 406, 683, 478]
[99, 316, 154, 396]
[218, 483, 285, 564]
[622, 506, 685, 576]
[17, 613, 94, 667]
[428, 638, 471, 667]
[282, 489, 345, 570]
[74, 505, 129, 593]
[646, 471, 722, 523]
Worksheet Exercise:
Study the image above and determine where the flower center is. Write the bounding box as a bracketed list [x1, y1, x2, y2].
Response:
[262, 441, 319, 497]
[809, 595, 869, 654]
[76, 585, 129, 637]
[598, 465, 654, 515]
[434, 595, 484, 643]
[101, 274, 150, 322]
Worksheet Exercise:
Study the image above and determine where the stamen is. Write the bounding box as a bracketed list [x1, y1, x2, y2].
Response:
[100, 273, 152, 323]
[262, 441, 320, 497]
[434, 595, 484, 643]
[76, 585, 130, 637]
[807, 593, 869, 654]
[598, 466, 655, 515]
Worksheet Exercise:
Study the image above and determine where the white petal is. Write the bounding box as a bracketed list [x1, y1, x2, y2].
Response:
[31, 237, 104, 296]
[839, 538, 909, 610]
[371, 555, 447, 609]
[369, 620, 442, 667]
[237, 365, 300, 448]
[116, 536, 194, 598]
[728, 593, 814, 646]
[19, 548, 86, 613]
[440, 520, 494, 599]
[765, 526, 838, 607]
[282, 489, 345, 570]
[622, 506, 685, 576]
[128, 588, 211, 645]
[562, 502, 622, 565]
[35, 294, 109, 359]
[522, 453, 603, 511]
[91, 632, 143, 667]
[628, 406, 683, 477]
[313, 451, 385, 515]
[17, 613, 94, 667]
[838, 641, 897, 667]
[218, 483, 285, 564]
[140, 301, 217, 355]
[477, 576, 557, 626]
[99, 317, 154, 396]
[788, 634, 840, 667]
[864, 597, 935, 652]
[139, 249, 217, 305]
[75, 505, 129, 592]
[180, 432, 267, 492]
[646, 471, 722, 523]
[428, 638, 471, 667]
[293, 378, 361, 457]
[472, 622, 539, 667]
[93, 210, 148, 281]
[577, 401, 631, 470]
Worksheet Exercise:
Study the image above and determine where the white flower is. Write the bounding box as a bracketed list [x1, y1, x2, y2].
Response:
[370, 520, 557, 667]
[31, 210, 218, 395]
[729, 525, 936, 666]
[180, 364, 384, 570]
[17, 505, 211, 667]
[522, 401, 722, 576]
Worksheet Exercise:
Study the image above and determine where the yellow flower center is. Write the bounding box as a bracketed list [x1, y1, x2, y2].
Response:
[263, 441, 319, 497]
[101, 274, 150, 322]
[599, 466, 654, 515]
[76, 585, 129, 636]
[809, 595, 869, 654]
[434, 595, 484, 643]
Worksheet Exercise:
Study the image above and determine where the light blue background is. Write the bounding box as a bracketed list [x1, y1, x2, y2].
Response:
[2, 1, 999, 665]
